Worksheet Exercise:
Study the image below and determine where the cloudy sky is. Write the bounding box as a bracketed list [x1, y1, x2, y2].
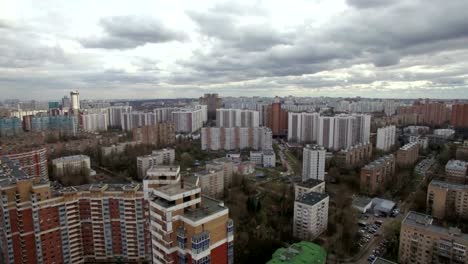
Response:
[1, 0, 468, 100]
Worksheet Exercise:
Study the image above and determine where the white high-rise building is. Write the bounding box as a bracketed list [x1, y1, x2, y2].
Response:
[293, 192, 329, 241]
[216, 109, 259, 128]
[376, 125, 396, 151]
[82, 110, 109, 132]
[288, 112, 302, 143]
[288, 112, 320, 144]
[201, 127, 272, 151]
[352, 113, 371, 144]
[302, 145, 326, 182]
[172, 105, 207, 133]
[318, 116, 335, 149]
[333, 115, 355, 151]
[70, 90, 80, 110]
[108, 105, 132, 128]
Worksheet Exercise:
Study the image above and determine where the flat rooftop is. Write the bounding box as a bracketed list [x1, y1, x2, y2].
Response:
[363, 154, 394, 170]
[400, 142, 418, 150]
[295, 179, 324, 188]
[304, 144, 324, 151]
[446, 160, 468, 170]
[296, 192, 328, 206]
[52, 155, 89, 163]
[267, 241, 326, 264]
[429, 179, 468, 191]
[183, 196, 228, 222]
[403, 211, 468, 241]
[353, 196, 373, 208]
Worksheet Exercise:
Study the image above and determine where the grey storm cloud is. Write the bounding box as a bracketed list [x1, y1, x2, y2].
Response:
[81, 16, 188, 49]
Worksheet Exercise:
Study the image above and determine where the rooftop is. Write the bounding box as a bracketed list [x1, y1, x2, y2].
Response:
[183, 196, 228, 222]
[296, 192, 328, 206]
[267, 241, 326, 264]
[353, 196, 373, 208]
[429, 179, 468, 191]
[52, 154, 89, 163]
[403, 211, 468, 241]
[400, 141, 419, 150]
[263, 149, 276, 155]
[304, 144, 325, 151]
[446, 159, 468, 170]
[295, 179, 324, 188]
[363, 154, 394, 170]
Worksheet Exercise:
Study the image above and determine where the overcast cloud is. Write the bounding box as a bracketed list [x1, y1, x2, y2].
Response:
[0, 0, 467, 100]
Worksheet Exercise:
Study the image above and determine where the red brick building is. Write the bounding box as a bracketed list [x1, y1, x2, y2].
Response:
[451, 103, 468, 128]
[2, 147, 48, 179]
[267, 98, 288, 137]
[398, 101, 449, 126]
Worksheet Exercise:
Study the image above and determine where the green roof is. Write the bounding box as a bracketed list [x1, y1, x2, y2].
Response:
[267, 241, 326, 264]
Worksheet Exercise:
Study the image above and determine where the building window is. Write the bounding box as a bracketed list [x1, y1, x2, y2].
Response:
[192, 231, 210, 254]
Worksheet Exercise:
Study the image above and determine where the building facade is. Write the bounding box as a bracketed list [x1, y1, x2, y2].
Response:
[445, 160, 468, 184]
[376, 125, 396, 152]
[302, 145, 326, 182]
[336, 142, 373, 169]
[396, 142, 420, 168]
[399, 211, 468, 264]
[427, 179, 468, 220]
[201, 127, 273, 151]
[199, 93, 223, 120]
[195, 169, 225, 199]
[451, 103, 468, 128]
[216, 109, 260, 128]
[81, 111, 109, 132]
[52, 155, 91, 178]
[137, 148, 176, 179]
[293, 192, 329, 241]
[132, 123, 176, 147]
[3, 147, 48, 179]
[360, 155, 396, 195]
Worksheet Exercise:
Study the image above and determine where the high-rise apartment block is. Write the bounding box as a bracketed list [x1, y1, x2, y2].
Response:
[396, 142, 420, 168]
[0, 157, 150, 264]
[318, 116, 334, 149]
[172, 105, 208, 133]
[132, 123, 176, 147]
[267, 98, 288, 137]
[451, 103, 468, 128]
[398, 101, 449, 126]
[201, 127, 273, 151]
[302, 145, 326, 182]
[143, 165, 180, 199]
[360, 155, 395, 195]
[70, 90, 80, 111]
[81, 110, 109, 132]
[293, 192, 329, 241]
[445, 160, 468, 184]
[2, 147, 48, 179]
[108, 105, 132, 129]
[51, 155, 91, 178]
[216, 109, 259, 128]
[335, 142, 373, 169]
[287, 112, 320, 143]
[137, 148, 176, 179]
[199, 93, 223, 120]
[294, 179, 326, 200]
[427, 179, 468, 220]
[376, 125, 396, 151]
[0, 117, 23, 137]
[399, 211, 468, 264]
[148, 180, 234, 264]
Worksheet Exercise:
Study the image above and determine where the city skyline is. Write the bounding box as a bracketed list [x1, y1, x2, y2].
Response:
[1, 0, 468, 100]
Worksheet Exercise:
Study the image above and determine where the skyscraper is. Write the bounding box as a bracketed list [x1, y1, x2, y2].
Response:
[302, 145, 326, 182]
[70, 90, 80, 111]
[199, 93, 223, 120]
[376, 125, 396, 151]
[317, 116, 334, 149]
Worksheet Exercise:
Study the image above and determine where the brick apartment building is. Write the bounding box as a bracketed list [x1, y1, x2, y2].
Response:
[336, 142, 373, 169]
[427, 179, 468, 220]
[396, 142, 420, 168]
[397, 101, 449, 126]
[360, 155, 396, 195]
[2, 147, 48, 179]
[267, 98, 288, 137]
[399, 211, 468, 264]
[0, 157, 150, 264]
[132, 123, 175, 147]
[451, 103, 468, 128]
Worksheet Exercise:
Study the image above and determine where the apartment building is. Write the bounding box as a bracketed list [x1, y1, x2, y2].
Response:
[302, 145, 326, 182]
[100, 141, 138, 157]
[376, 125, 396, 151]
[360, 155, 396, 195]
[294, 179, 326, 199]
[335, 142, 373, 169]
[194, 169, 225, 199]
[249, 150, 276, 168]
[206, 158, 235, 188]
[399, 211, 468, 264]
[148, 181, 234, 264]
[0, 117, 23, 137]
[172, 105, 207, 133]
[137, 148, 176, 179]
[81, 110, 109, 132]
[396, 142, 420, 168]
[0, 157, 150, 264]
[293, 192, 329, 241]
[445, 160, 468, 184]
[108, 105, 132, 129]
[199, 93, 223, 120]
[287, 112, 320, 144]
[201, 127, 273, 151]
[266, 98, 288, 137]
[398, 101, 449, 126]
[3, 147, 48, 179]
[143, 165, 181, 199]
[451, 103, 468, 128]
[317, 116, 334, 149]
[409, 135, 429, 150]
[132, 123, 176, 147]
[427, 180, 468, 220]
[51, 155, 91, 178]
[216, 109, 260, 128]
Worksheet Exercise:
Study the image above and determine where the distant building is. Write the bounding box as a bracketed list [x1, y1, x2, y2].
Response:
[0, 118, 23, 137]
[302, 145, 326, 182]
[451, 103, 468, 128]
[287, 112, 320, 143]
[100, 141, 138, 157]
[403, 125, 430, 135]
[206, 157, 235, 187]
[194, 169, 225, 199]
[360, 155, 396, 195]
[52, 155, 91, 178]
[172, 105, 207, 133]
[398, 101, 449, 126]
[81, 110, 109, 132]
[70, 90, 80, 111]
[199, 93, 222, 120]
[249, 150, 276, 167]
[409, 135, 429, 150]
[376, 125, 396, 151]
[445, 160, 468, 183]
[399, 211, 468, 264]
[396, 142, 420, 168]
[267, 241, 326, 264]
[427, 179, 468, 219]
[136, 148, 175, 179]
[317, 116, 334, 149]
[336, 142, 373, 169]
[108, 105, 132, 129]
[132, 123, 175, 147]
[201, 127, 273, 151]
[433, 128, 456, 138]
[267, 97, 288, 137]
[293, 192, 329, 241]
[216, 108, 260, 128]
